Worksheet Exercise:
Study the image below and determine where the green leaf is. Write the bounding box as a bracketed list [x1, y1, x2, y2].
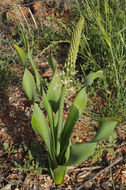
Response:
[54, 111, 59, 129]
[47, 68, 62, 113]
[60, 87, 87, 160]
[13, 44, 27, 67]
[66, 142, 97, 166]
[48, 54, 57, 73]
[83, 70, 105, 86]
[28, 51, 42, 94]
[22, 68, 36, 103]
[43, 89, 54, 134]
[3, 142, 9, 151]
[42, 89, 56, 155]
[64, 138, 71, 163]
[51, 165, 67, 185]
[92, 117, 119, 142]
[56, 85, 66, 156]
[32, 103, 52, 158]
[66, 117, 118, 166]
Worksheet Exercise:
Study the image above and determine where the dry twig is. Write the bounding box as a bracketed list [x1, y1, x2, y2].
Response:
[68, 166, 102, 174]
[76, 156, 123, 190]
[17, 5, 30, 32]
[28, 7, 38, 29]
[0, 176, 33, 190]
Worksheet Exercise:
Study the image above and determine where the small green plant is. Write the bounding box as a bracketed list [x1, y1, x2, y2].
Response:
[3, 141, 45, 174]
[22, 141, 46, 174]
[14, 17, 119, 185]
[0, 38, 19, 88]
[3, 142, 9, 152]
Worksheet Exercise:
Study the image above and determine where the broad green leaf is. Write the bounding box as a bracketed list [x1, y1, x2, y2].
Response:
[56, 85, 66, 156]
[32, 103, 52, 158]
[84, 70, 105, 86]
[42, 89, 56, 155]
[43, 89, 54, 133]
[13, 44, 27, 67]
[22, 68, 36, 103]
[47, 71, 62, 113]
[92, 117, 119, 142]
[53, 110, 59, 147]
[48, 54, 57, 73]
[64, 139, 71, 163]
[54, 111, 59, 129]
[60, 87, 87, 158]
[66, 142, 97, 166]
[28, 51, 42, 95]
[51, 165, 67, 185]
[65, 117, 118, 166]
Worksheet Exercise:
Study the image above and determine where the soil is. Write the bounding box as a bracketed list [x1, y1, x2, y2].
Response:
[0, 1, 126, 190]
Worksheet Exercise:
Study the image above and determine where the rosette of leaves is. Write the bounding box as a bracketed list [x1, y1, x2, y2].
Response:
[14, 44, 118, 184]
[13, 17, 119, 185]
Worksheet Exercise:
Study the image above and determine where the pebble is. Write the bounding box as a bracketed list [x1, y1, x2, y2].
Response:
[9, 97, 13, 102]
[33, 186, 39, 190]
[84, 181, 93, 189]
[102, 181, 112, 189]
[115, 185, 120, 188]
[1, 127, 8, 131]
[9, 111, 15, 117]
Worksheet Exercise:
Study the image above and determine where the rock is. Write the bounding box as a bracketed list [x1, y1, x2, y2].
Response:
[1, 126, 8, 131]
[84, 181, 93, 189]
[102, 181, 112, 190]
[33, 186, 39, 190]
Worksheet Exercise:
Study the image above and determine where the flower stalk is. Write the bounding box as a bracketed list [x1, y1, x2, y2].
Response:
[64, 16, 84, 79]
